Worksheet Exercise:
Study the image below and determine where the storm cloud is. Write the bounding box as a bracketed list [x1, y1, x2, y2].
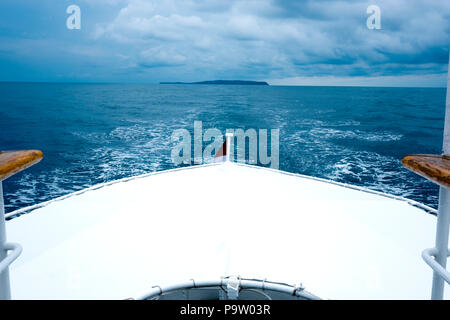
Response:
[0, 0, 449, 85]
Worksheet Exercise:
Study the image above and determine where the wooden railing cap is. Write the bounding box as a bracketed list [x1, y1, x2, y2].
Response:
[0, 150, 43, 182]
[402, 154, 450, 188]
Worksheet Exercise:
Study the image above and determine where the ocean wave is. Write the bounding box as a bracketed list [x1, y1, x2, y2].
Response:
[281, 125, 435, 208]
[324, 152, 438, 205]
[286, 127, 402, 145]
[309, 128, 403, 142]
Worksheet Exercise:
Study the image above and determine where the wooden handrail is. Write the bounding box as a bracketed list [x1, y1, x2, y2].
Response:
[0, 150, 43, 182]
[402, 154, 450, 188]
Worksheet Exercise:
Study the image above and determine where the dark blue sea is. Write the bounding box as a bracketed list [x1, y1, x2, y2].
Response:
[0, 83, 446, 213]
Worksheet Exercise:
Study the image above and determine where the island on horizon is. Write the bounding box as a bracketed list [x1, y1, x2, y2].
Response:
[160, 80, 269, 86]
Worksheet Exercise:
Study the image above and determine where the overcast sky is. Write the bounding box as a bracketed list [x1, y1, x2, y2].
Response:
[0, 0, 449, 86]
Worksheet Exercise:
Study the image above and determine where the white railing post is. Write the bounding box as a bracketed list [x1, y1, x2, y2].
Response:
[431, 187, 450, 299]
[0, 182, 11, 300]
[431, 52, 450, 300]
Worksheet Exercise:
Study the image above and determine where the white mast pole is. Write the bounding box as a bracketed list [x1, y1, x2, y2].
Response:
[0, 182, 11, 299]
[431, 52, 450, 300]
[225, 133, 233, 162]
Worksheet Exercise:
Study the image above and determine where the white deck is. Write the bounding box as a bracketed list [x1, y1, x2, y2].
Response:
[5, 162, 449, 299]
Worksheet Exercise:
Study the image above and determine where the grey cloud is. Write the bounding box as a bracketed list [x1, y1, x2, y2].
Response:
[88, 0, 450, 83]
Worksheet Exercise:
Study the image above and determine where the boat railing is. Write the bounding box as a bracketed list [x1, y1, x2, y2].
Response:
[0, 150, 43, 299]
[402, 155, 450, 300]
[136, 276, 320, 300]
[422, 248, 450, 284]
[0, 243, 22, 275]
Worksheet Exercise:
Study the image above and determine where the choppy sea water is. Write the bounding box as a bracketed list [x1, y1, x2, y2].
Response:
[0, 83, 446, 213]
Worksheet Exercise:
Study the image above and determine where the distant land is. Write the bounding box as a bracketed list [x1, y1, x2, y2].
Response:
[160, 80, 269, 85]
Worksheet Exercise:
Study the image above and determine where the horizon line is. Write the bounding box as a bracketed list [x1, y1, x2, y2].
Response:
[0, 80, 445, 89]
